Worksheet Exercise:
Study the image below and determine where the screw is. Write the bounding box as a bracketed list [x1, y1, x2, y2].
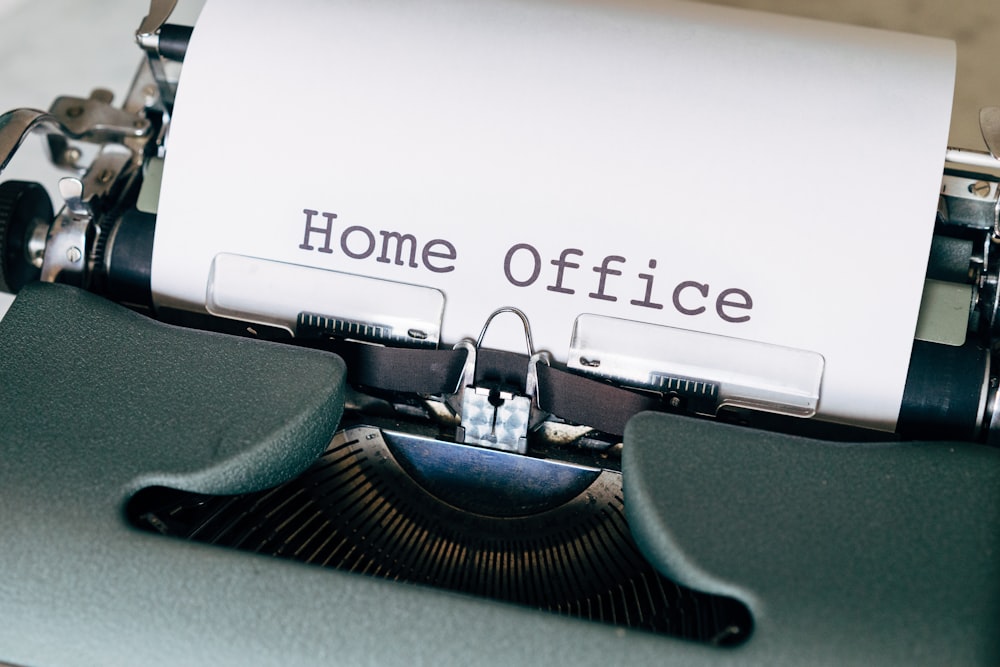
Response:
[969, 181, 992, 197]
[66, 247, 82, 263]
[89, 88, 114, 105]
[63, 148, 81, 165]
[669, 395, 682, 408]
[97, 170, 113, 184]
[65, 106, 84, 119]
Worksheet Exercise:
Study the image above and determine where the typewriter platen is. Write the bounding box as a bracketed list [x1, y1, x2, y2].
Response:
[0, 1, 998, 665]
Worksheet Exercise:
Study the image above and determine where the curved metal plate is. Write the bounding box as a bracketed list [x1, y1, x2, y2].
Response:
[624, 411, 1000, 666]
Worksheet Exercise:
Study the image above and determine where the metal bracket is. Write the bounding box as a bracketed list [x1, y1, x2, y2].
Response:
[452, 308, 549, 454]
[136, 0, 180, 113]
[49, 93, 150, 144]
[40, 178, 93, 287]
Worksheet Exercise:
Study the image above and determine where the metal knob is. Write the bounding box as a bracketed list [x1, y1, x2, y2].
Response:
[0, 180, 52, 293]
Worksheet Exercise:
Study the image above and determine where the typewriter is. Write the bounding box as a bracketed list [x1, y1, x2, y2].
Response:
[0, 0, 997, 664]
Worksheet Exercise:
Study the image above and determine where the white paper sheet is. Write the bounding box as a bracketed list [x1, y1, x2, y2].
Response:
[153, 0, 955, 430]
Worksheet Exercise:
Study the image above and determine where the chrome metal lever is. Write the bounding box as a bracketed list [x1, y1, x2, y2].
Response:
[136, 0, 178, 38]
[0, 109, 58, 175]
[136, 0, 181, 113]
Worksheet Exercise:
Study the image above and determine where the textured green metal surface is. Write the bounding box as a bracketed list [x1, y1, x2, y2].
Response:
[4, 284, 996, 665]
[624, 411, 1000, 666]
[0, 284, 723, 666]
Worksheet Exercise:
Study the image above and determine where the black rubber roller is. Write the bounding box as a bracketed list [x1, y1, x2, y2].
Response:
[0, 180, 53, 293]
[898, 339, 990, 440]
[158, 24, 193, 62]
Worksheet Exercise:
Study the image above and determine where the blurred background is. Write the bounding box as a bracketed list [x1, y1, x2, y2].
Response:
[0, 0, 994, 146]
[707, 0, 998, 150]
